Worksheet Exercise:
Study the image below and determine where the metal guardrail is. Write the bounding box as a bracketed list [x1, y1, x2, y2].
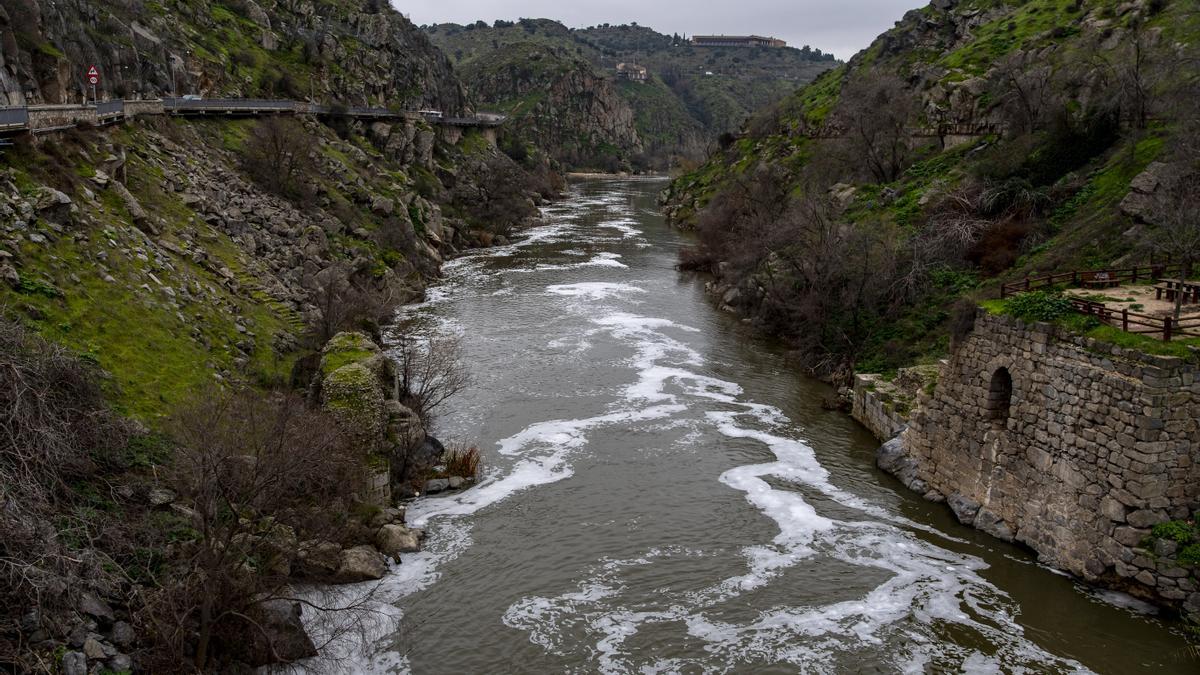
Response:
[0, 99, 507, 136]
[96, 100, 124, 115]
[0, 107, 30, 131]
[163, 97, 297, 113]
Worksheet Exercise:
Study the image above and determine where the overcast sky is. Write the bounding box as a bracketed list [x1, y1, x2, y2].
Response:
[394, 0, 919, 60]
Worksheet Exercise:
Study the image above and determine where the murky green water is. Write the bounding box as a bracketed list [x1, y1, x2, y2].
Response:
[311, 178, 1195, 674]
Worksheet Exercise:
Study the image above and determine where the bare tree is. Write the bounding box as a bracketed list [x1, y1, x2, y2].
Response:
[837, 74, 916, 183]
[147, 388, 374, 669]
[243, 117, 317, 201]
[991, 52, 1056, 135]
[393, 334, 470, 424]
[1148, 168, 1200, 319]
[309, 262, 400, 345]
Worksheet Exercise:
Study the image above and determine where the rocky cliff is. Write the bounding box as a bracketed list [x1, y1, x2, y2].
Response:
[0, 0, 466, 110]
[662, 0, 1199, 378]
[459, 41, 644, 172]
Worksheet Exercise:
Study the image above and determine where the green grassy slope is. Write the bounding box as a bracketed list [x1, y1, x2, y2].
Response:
[662, 0, 1200, 375]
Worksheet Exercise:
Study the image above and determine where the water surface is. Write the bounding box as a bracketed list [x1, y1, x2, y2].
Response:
[342, 178, 1193, 673]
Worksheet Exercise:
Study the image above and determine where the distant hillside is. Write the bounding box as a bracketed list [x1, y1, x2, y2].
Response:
[424, 19, 838, 170]
[662, 0, 1200, 379]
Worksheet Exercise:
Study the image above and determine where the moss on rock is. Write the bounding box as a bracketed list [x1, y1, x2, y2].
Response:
[320, 331, 380, 377]
[322, 362, 386, 447]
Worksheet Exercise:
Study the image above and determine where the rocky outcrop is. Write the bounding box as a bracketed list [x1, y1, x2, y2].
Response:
[317, 331, 443, 504]
[0, 0, 466, 110]
[461, 43, 643, 171]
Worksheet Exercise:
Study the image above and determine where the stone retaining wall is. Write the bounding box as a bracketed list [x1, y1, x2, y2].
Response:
[28, 104, 97, 131]
[888, 311, 1200, 616]
[851, 374, 908, 441]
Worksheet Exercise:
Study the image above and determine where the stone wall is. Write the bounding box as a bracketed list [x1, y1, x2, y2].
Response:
[887, 311, 1200, 615]
[28, 104, 97, 131]
[851, 374, 909, 442]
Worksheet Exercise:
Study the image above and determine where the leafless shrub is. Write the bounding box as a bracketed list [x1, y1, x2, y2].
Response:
[0, 316, 131, 666]
[393, 334, 470, 424]
[309, 262, 401, 346]
[243, 117, 317, 203]
[443, 445, 481, 479]
[835, 74, 917, 183]
[140, 388, 372, 670]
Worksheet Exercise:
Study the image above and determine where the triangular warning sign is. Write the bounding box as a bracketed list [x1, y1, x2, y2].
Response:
[87, 66, 99, 76]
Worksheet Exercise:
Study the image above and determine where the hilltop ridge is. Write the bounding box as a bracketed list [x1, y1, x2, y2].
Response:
[424, 18, 838, 170]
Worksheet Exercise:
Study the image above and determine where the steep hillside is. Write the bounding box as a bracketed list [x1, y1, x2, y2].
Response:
[0, 1, 553, 669]
[457, 40, 646, 172]
[662, 0, 1200, 380]
[424, 19, 838, 170]
[0, 0, 466, 111]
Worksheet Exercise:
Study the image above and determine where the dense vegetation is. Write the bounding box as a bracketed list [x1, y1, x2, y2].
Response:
[0, 0, 547, 669]
[664, 0, 1200, 381]
[425, 19, 838, 170]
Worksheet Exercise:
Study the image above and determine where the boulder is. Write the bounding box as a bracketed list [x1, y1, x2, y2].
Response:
[336, 545, 389, 582]
[947, 493, 981, 525]
[110, 621, 135, 648]
[391, 435, 444, 499]
[385, 401, 424, 450]
[424, 478, 450, 494]
[296, 540, 342, 578]
[82, 637, 107, 660]
[78, 593, 115, 623]
[375, 524, 420, 559]
[61, 652, 87, 675]
[237, 600, 317, 667]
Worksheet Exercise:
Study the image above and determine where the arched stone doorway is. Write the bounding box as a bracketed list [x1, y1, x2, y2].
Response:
[987, 367, 1013, 428]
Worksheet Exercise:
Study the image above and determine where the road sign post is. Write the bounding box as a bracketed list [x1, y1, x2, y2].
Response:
[87, 65, 100, 104]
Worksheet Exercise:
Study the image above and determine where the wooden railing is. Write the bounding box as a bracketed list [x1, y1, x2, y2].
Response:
[1070, 298, 1200, 341]
[1000, 264, 1182, 298]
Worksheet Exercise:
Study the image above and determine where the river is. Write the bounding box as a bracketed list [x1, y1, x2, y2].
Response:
[318, 177, 1194, 674]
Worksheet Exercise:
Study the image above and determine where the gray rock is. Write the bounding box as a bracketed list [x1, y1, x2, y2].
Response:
[375, 524, 420, 559]
[448, 476, 465, 489]
[974, 509, 1015, 542]
[1153, 538, 1179, 558]
[82, 637, 106, 659]
[109, 620, 135, 648]
[297, 540, 342, 578]
[237, 600, 317, 667]
[147, 488, 176, 506]
[107, 653, 133, 672]
[336, 545, 389, 583]
[424, 478, 450, 494]
[947, 493, 981, 526]
[61, 651, 87, 675]
[1126, 509, 1167, 529]
[78, 593, 115, 623]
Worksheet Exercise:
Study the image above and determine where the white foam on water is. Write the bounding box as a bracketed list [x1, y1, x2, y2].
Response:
[598, 218, 643, 239]
[547, 282, 646, 301]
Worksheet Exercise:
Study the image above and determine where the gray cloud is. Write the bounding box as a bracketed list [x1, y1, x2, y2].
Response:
[393, 0, 919, 60]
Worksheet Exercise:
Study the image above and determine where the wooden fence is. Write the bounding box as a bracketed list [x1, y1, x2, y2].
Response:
[1000, 264, 1183, 298]
[1070, 298, 1200, 341]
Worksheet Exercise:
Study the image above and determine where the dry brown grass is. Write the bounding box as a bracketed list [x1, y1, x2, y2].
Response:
[443, 445, 481, 479]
